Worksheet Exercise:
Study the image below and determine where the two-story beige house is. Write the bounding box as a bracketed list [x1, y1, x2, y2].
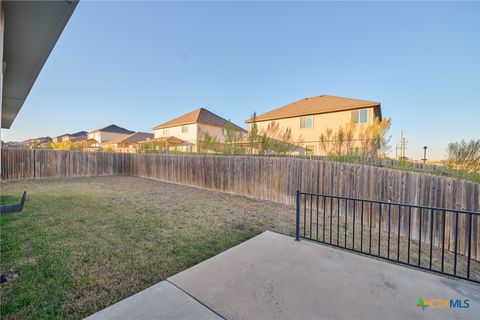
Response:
[152, 108, 247, 152]
[245, 95, 382, 155]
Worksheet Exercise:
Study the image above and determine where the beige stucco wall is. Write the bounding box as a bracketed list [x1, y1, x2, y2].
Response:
[154, 123, 198, 143]
[197, 123, 229, 143]
[252, 107, 379, 155]
[153, 123, 198, 152]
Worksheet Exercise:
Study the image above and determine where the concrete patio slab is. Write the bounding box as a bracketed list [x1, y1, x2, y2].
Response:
[170, 231, 480, 320]
[84, 281, 223, 320]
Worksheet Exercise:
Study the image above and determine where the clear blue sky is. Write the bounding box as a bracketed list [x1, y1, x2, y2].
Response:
[2, 1, 479, 160]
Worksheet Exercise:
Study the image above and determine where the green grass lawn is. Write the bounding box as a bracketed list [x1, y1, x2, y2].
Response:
[0, 195, 20, 205]
[0, 176, 295, 319]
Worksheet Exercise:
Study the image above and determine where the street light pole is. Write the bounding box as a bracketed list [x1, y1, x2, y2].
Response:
[422, 146, 428, 164]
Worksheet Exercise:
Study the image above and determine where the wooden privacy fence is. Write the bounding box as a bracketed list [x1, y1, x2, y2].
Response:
[1, 148, 132, 180]
[1, 148, 479, 260]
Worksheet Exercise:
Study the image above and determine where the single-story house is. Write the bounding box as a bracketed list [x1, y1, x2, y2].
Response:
[101, 132, 154, 153]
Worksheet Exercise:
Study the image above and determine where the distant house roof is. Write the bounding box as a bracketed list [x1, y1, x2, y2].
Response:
[102, 132, 154, 145]
[57, 131, 87, 139]
[89, 124, 134, 135]
[22, 136, 52, 145]
[245, 95, 381, 123]
[153, 108, 247, 133]
[70, 131, 87, 137]
[70, 136, 94, 143]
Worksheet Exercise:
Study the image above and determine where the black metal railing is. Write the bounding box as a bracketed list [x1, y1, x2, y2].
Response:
[295, 191, 480, 283]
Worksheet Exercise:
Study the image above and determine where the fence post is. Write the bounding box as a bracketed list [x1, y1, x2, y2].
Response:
[296, 190, 300, 241]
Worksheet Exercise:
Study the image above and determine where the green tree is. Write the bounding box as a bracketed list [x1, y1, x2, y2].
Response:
[138, 141, 159, 154]
[51, 141, 83, 151]
[248, 112, 259, 154]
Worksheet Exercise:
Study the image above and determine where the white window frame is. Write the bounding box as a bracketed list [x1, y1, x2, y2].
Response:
[300, 116, 313, 129]
[182, 125, 189, 133]
[352, 109, 369, 124]
[162, 129, 169, 135]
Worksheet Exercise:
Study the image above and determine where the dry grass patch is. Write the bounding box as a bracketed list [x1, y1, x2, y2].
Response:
[0, 176, 294, 319]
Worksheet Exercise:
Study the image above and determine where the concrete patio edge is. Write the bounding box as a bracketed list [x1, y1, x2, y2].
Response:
[84, 281, 223, 320]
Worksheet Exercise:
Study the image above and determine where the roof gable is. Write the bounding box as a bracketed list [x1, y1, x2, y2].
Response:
[153, 109, 202, 130]
[246, 95, 381, 123]
[59, 131, 86, 137]
[89, 124, 134, 134]
[153, 108, 247, 133]
[55, 131, 87, 139]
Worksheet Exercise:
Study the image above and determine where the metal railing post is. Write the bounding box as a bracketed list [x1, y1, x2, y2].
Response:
[296, 190, 300, 241]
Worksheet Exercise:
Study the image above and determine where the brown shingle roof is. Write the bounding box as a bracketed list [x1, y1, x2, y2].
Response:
[245, 95, 381, 123]
[102, 132, 154, 145]
[89, 124, 134, 134]
[153, 108, 247, 133]
[55, 131, 87, 140]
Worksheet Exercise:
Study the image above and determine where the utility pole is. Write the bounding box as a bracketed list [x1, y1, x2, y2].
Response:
[398, 130, 407, 160]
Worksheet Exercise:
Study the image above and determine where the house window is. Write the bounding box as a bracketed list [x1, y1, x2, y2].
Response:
[182, 125, 189, 133]
[352, 109, 368, 124]
[300, 116, 313, 129]
[222, 128, 228, 137]
[305, 145, 315, 156]
[162, 129, 169, 135]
